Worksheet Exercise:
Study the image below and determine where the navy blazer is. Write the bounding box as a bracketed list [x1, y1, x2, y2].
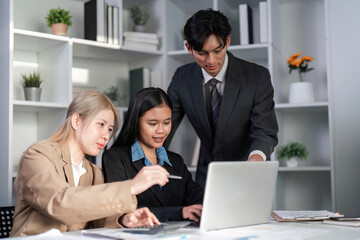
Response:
[166, 52, 278, 189]
[102, 146, 203, 222]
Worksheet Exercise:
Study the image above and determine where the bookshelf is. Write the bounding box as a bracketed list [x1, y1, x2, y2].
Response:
[1, 0, 360, 216]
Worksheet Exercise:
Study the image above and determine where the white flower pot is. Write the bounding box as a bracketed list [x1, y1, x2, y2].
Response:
[286, 157, 299, 167]
[134, 25, 146, 32]
[289, 82, 315, 104]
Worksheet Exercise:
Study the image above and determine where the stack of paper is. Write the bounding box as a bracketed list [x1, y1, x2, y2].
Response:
[123, 31, 160, 51]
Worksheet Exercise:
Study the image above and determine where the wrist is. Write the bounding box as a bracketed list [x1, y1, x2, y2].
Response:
[118, 214, 127, 228]
[179, 207, 184, 219]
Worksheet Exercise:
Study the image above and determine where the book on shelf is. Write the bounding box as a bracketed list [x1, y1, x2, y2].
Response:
[130, 68, 151, 100]
[150, 69, 162, 88]
[123, 39, 158, 51]
[129, 68, 163, 99]
[239, 3, 254, 45]
[107, 5, 113, 44]
[122, 9, 131, 32]
[125, 36, 159, 45]
[259, 1, 268, 43]
[84, 0, 106, 42]
[113, 6, 119, 45]
[123, 31, 158, 39]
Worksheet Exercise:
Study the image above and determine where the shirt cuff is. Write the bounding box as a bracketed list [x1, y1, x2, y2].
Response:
[249, 150, 266, 161]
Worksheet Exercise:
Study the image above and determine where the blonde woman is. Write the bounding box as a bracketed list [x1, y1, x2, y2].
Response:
[11, 90, 170, 237]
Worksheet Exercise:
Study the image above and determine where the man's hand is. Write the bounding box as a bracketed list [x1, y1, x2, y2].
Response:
[182, 204, 202, 222]
[130, 165, 169, 195]
[247, 154, 264, 162]
[121, 207, 160, 228]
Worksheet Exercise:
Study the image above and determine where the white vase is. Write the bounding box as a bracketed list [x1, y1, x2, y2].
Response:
[289, 82, 315, 104]
[286, 157, 299, 167]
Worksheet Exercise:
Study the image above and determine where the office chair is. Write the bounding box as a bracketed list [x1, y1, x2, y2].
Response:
[0, 206, 15, 238]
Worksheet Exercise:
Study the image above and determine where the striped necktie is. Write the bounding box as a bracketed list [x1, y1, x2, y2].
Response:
[210, 78, 222, 131]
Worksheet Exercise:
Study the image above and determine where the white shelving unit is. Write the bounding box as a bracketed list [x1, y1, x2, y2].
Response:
[1, 0, 360, 216]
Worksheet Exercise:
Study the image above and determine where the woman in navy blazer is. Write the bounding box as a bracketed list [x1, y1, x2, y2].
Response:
[102, 88, 203, 222]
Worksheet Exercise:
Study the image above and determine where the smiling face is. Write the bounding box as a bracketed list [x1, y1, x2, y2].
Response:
[137, 104, 172, 153]
[186, 34, 231, 77]
[75, 109, 115, 157]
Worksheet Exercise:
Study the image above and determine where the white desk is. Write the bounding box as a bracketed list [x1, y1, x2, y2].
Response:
[12, 221, 360, 239]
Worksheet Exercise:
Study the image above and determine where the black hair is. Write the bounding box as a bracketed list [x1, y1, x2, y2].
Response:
[112, 87, 172, 147]
[184, 8, 232, 51]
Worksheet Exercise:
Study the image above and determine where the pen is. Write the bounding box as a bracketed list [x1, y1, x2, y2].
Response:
[168, 175, 182, 180]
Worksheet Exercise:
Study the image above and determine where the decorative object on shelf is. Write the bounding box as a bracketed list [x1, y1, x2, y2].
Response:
[45, 7, 72, 36]
[20, 71, 43, 101]
[277, 141, 309, 167]
[287, 52, 315, 103]
[181, 29, 187, 51]
[129, 4, 149, 32]
[104, 86, 118, 106]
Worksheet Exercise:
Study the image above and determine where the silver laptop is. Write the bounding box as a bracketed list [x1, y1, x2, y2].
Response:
[200, 161, 279, 231]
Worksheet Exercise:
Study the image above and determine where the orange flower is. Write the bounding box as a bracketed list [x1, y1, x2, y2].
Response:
[287, 52, 302, 64]
[291, 58, 302, 67]
[287, 52, 314, 81]
[302, 56, 313, 61]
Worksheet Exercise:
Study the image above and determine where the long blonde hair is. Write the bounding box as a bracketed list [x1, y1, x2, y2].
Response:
[50, 90, 119, 143]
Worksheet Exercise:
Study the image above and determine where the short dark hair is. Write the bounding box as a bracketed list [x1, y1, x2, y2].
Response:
[184, 8, 232, 51]
[112, 87, 172, 147]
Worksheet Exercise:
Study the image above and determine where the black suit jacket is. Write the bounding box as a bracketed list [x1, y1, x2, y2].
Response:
[167, 52, 278, 189]
[102, 146, 203, 222]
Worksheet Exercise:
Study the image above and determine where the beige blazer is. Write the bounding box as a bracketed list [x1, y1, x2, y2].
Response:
[10, 140, 137, 237]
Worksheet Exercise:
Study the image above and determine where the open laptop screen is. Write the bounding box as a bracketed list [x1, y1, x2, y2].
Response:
[200, 161, 279, 230]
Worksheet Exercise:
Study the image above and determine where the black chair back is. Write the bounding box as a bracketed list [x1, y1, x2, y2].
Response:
[0, 206, 14, 238]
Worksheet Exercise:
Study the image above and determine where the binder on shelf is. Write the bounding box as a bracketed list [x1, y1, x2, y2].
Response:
[129, 67, 151, 99]
[130, 68, 163, 99]
[113, 6, 119, 45]
[259, 1, 268, 43]
[150, 69, 162, 89]
[239, 3, 254, 45]
[107, 5, 113, 44]
[84, 0, 106, 42]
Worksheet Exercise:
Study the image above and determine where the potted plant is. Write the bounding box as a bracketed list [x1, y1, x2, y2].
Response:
[45, 7, 72, 36]
[277, 141, 309, 167]
[181, 29, 187, 51]
[287, 52, 315, 103]
[104, 86, 118, 106]
[129, 4, 149, 32]
[20, 71, 44, 101]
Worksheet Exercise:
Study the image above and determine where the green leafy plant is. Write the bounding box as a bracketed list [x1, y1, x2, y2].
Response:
[277, 141, 309, 161]
[45, 7, 73, 27]
[181, 29, 185, 40]
[104, 86, 118, 101]
[20, 72, 43, 88]
[129, 4, 149, 25]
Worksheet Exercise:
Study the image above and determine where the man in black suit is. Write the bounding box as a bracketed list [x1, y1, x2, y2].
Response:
[166, 9, 278, 189]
